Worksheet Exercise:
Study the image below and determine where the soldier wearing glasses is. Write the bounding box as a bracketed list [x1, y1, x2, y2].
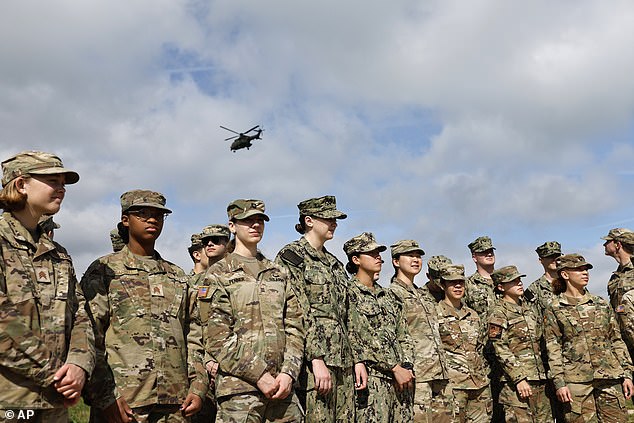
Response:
[81, 190, 207, 423]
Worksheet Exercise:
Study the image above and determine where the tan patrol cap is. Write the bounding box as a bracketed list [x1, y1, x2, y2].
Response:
[343, 232, 387, 256]
[390, 239, 425, 257]
[227, 199, 270, 221]
[491, 265, 525, 285]
[2, 150, 79, 187]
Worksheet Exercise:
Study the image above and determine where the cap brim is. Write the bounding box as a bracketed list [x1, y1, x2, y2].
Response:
[392, 247, 425, 257]
[314, 210, 347, 219]
[127, 203, 173, 214]
[30, 167, 80, 184]
[601, 236, 612, 241]
[236, 210, 270, 221]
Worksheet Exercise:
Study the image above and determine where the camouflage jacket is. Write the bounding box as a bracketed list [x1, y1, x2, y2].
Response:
[617, 289, 634, 362]
[544, 291, 633, 390]
[607, 260, 634, 309]
[464, 271, 497, 320]
[436, 301, 489, 390]
[347, 277, 413, 378]
[202, 253, 304, 398]
[0, 212, 95, 408]
[487, 299, 547, 385]
[388, 277, 448, 382]
[606, 261, 634, 360]
[275, 237, 353, 367]
[81, 246, 207, 410]
[524, 274, 555, 319]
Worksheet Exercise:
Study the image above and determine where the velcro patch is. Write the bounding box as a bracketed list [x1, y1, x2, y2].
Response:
[198, 286, 209, 298]
[488, 324, 503, 339]
[616, 304, 626, 314]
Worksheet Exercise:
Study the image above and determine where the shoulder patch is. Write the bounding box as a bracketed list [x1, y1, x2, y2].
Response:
[280, 249, 304, 267]
[616, 304, 626, 314]
[198, 286, 210, 298]
[488, 323, 503, 339]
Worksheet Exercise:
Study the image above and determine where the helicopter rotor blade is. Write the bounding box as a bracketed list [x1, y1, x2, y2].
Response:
[225, 135, 239, 141]
[244, 125, 260, 133]
[220, 125, 240, 135]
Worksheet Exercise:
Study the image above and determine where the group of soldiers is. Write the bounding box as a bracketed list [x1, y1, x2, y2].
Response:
[1, 149, 634, 423]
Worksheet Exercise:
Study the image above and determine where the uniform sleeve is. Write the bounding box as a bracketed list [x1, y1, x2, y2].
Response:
[543, 306, 566, 390]
[80, 260, 118, 410]
[275, 249, 325, 361]
[389, 290, 415, 366]
[606, 302, 633, 375]
[346, 286, 369, 365]
[184, 285, 209, 398]
[616, 289, 634, 360]
[0, 249, 59, 387]
[488, 312, 526, 384]
[64, 263, 96, 375]
[280, 274, 305, 380]
[205, 280, 269, 385]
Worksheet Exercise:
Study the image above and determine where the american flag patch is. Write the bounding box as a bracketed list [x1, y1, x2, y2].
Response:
[198, 286, 209, 297]
[616, 304, 626, 313]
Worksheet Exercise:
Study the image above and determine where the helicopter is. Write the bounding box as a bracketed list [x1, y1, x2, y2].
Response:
[220, 125, 264, 152]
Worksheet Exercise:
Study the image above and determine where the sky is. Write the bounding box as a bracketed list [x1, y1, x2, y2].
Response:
[2, 0, 634, 295]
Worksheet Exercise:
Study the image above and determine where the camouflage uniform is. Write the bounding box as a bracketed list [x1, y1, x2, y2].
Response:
[488, 266, 552, 423]
[525, 242, 562, 320]
[388, 241, 453, 423]
[545, 254, 632, 422]
[81, 191, 208, 422]
[421, 255, 453, 303]
[436, 265, 491, 423]
[203, 251, 305, 422]
[0, 151, 95, 421]
[274, 195, 353, 423]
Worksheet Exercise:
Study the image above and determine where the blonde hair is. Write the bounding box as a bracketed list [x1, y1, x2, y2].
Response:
[0, 176, 29, 212]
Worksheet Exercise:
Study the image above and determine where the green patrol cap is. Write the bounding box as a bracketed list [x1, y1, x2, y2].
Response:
[601, 228, 633, 241]
[390, 239, 425, 257]
[110, 227, 125, 252]
[535, 241, 562, 258]
[297, 195, 347, 219]
[468, 236, 495, 253]
[491, 265, 525, 285]
[120, 189, 172, 214]
[343, 232, 387, 256]
[201, 224, 230, 239]
[227, 199, 269, 221]
[190, 233, 204, 250]
[619, 232, 634, 246]
[428, 255, 452, 289]
[2, 150, 79, 187]
[439, 264, 465, 282]
[556, 253, 593, 271]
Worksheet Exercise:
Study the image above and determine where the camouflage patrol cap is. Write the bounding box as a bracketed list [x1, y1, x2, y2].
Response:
[556, 253, 593, 271]
[439, 264, 466, 282]
[619, 232, 634, 246]
[110, 227, 125, 252]
[2, 150, 79, 187]
[428, 255, 452, 288]
[201, 224, 230, 239]
[390, 240, 425, 257]
[343, 232, 387, 256]
[227, 199, 270, 221]
[190, 233, 204, 250]
[535, 241, 562, 258]
[491, 265, 526, 285]
[468, 236, 495, 253]
[601, 228, 633, 241]
[298, 195, 347, 219]
[120, 189, 172, 214]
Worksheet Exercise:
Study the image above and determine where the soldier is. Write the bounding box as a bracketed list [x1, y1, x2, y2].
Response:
[422, 255, 453, 303]
[0, 151, 95, 422]
[201, 224, 230, 267]
[109, 225, 126, 252]
[525, 241, 562, 318]
[436, 264, 491, 423]
[488, 266, 552, 422]
[203, 199, 304, 422]
[464, 236, 497, 318]
[188, 233, 208, 276]
[545, 253, 634, 422]
[388, 240, 454, 422]
[81, 190, 207, 422]
[344, 232, 414, 423]
[39, 214, 60, 239]
[275, 195, 358, 422]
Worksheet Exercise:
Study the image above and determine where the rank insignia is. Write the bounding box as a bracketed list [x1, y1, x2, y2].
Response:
[150, 284, 164, 297]
[35, 267, 51, 283]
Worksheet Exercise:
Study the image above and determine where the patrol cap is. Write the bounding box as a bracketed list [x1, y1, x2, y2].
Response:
[298, 195, 347, 219]
[120, 189, 172, 214]
[601, 228, 633, 241]
[343, 232, 387, 256]
[427, 255, 452, 289]
[619, 232, 634, 246]
[535, 241, 562, 258]
[110, 227, 125, 252]
[468, 236, 495, 253]
[439, 264, 466, 282]
[556, 253, 593, 271]
[390, 239, 425, 257]
[491, 265, 526, 285]
[201, 224, 231, 239]
[2, 150, 79, 187]
[190, 233, 204, 250]
[227, 199, 269, 221]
